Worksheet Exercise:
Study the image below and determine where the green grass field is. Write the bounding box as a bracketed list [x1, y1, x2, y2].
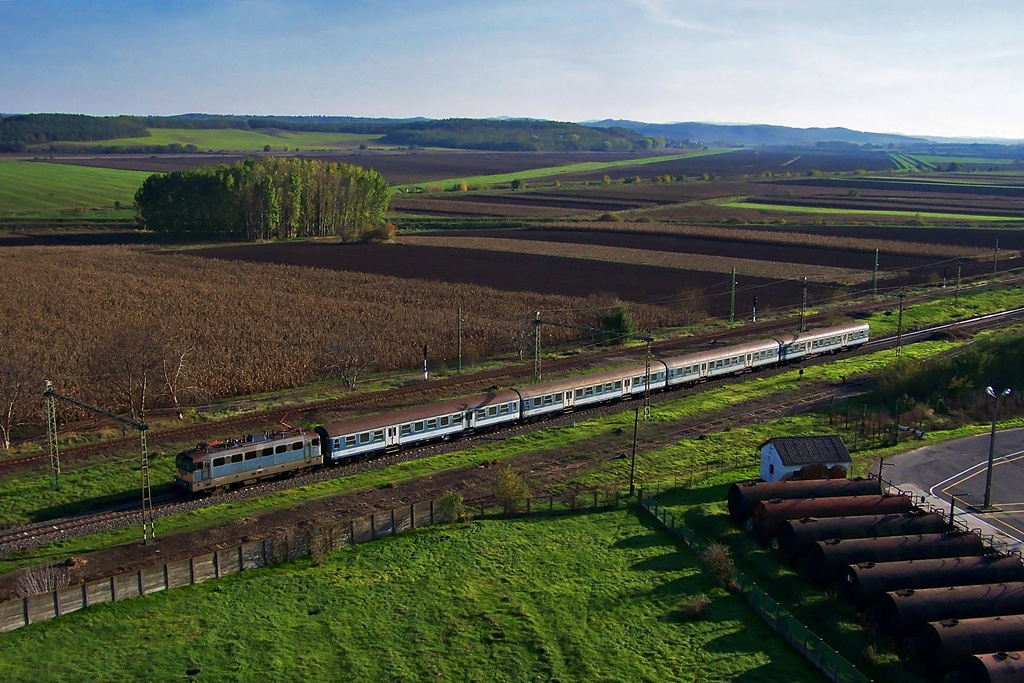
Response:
[0, 160, 150, 218]
[392, 149, 735, 192]
[52, 128, 379, 152]
[720, 199, 1024, 222]
[0, 509, 819, 683]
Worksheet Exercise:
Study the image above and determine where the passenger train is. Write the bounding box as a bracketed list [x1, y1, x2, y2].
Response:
[175, 322, 869, 495]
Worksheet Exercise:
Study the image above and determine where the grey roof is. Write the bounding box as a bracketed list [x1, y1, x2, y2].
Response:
[762, 435, 852, 466]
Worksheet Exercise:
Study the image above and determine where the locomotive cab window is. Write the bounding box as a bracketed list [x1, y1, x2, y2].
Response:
[261, 447, 273, 457]
[291, 442, 303, 451]
[213, 457, 226, 467]
[231, 453, 243, 463]
[275, 444, 287, 454]
[244, 451, 257, 461]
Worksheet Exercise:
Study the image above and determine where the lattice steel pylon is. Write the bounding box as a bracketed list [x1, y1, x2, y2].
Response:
[44, 380, 61, 491]
[42, 382, 155, 543]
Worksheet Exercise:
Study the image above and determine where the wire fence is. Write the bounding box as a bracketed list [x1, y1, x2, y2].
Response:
[637, 489, 872, 683]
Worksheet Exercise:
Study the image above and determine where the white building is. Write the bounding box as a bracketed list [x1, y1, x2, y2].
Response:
[759, 435, 851, 482]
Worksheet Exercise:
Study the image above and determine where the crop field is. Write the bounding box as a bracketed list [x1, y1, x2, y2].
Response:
[49, 127, 378, 152]
[0, 245, 645, 429]
[0, 160, 148, 218]
[0, 510, 818, 682]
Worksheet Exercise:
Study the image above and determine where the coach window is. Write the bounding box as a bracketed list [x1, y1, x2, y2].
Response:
[262, 447, 274, 457]
[244, 451, 258, 461]
[415, 421, 425, 432]
[427, 419, 437, 429]
[213, 457, 226, 467]
[555, 393, 562, 403]
[345, 435, 356, 448]
[575, 389, 584, 398]
[440, 416, 450, 426]
[373, 430, 384, 441]
[454, 414, 463, 423]
[401, 425, 412, 436]
[488, 406, 498, 417]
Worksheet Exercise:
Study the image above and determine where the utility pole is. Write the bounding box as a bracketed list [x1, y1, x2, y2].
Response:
[533, 312, 654, 418]
[895, 290, 906, 357]
[533, 311, 542, 381]
[799, 276, 807, 332]
[955, 257, 962, 306]
[629, 406, 639, 496]
[872, 248, 879, 298]
[994, 238, 1000, 275]
[983, 386, 1011, 509]
[751, 296, 757, 324]
[457, 307, 463, 374]
[423, 344, 428, 381]
[729, 268, 736, 324]
[43, 381, 155, 542]
[44, 383, 61, 491]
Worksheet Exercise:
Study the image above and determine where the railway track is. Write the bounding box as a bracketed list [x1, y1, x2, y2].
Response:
[4, 275, 1021, 477]
[3, 304, 1021, 556]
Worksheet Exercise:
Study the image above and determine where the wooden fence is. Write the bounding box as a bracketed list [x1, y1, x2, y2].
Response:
[0, 487, 622, 634]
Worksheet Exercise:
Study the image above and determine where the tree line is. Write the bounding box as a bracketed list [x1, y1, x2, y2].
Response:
[134, 157, 391, 241]
[0, 114, 148, 151]
[379, 119, 664, 152]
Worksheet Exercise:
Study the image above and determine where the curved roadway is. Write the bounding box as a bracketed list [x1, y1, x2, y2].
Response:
[882, 427, 1024, 554]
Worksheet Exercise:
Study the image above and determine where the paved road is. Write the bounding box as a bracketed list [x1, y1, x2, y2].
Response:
[881, 426, 1024, 553]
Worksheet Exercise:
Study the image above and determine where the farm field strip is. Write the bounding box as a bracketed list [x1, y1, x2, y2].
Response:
[399, 234, 874, 284]
[50, 128, 378, 152]
[392, 149, 736, 191]
[553, 221, 994, 259]
[720, 200, 1024, 222]
[0, 161, 150, 216]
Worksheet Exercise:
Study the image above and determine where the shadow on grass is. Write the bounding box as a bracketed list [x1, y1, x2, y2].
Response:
[28, 483, 177, 523]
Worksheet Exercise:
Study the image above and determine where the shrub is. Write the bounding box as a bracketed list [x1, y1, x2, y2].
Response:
[16, 564, 70, 597]
[698, 542, 737, 591]
[363, 223, 397, 243]
[495, 464, 529, 514]
[597, 212, 621, 222]
[510, 178, 525, 190]
[678, 593, 712, 620]
[438, 490, 465, 527]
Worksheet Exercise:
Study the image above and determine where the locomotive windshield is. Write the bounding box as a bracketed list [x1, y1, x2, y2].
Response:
[175, 454, 194, 473]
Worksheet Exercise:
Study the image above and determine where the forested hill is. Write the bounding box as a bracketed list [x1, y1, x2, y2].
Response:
[377, 119, 661, 151]
[584, 120, 928, 147]
[0, 114, 148, 147]
[0, 114, 660, 152]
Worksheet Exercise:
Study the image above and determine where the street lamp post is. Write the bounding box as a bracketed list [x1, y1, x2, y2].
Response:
[983, 386, 1012, 509]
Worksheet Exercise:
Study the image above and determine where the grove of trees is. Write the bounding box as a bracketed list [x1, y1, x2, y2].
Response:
[134, 157, 391, 241]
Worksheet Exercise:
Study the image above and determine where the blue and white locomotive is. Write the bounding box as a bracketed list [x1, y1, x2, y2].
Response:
[175, 322, 869, 494]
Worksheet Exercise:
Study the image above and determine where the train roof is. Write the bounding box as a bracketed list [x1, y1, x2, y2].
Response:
[515, 363, 664, 399]
[317, 389, 521, 437]
[661, 338, 779, 367]
[177, 429, 312, 462]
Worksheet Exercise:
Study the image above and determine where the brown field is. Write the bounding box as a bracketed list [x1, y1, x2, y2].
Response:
[398, 234, 871, 284]
[0, 245, 681, 426]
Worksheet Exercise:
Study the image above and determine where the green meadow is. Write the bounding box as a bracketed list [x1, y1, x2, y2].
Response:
[0, 509, 819, 683]
[392, 149, 735, 192]
[720, 199, 1024, 222]
[55, 128, 379, 152]
[0, 160, 149, 218]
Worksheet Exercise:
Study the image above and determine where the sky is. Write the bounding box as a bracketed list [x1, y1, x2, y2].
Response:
[2, 0, 1024, 139]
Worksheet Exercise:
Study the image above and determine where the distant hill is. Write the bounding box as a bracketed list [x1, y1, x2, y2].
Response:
[582, 120, 928, 147]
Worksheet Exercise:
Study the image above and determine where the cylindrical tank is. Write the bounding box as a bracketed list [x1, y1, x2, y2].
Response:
[727, 477, 881, 523]
[842, 556, 1024, 608]
[778, 511, 948, 559]
[801, 532, 985, 585]
[918, 615, 1024, 673]
[964, 651, 1024, 683]
[752, 494, 914, 543]
[875, 582, 1024, 636]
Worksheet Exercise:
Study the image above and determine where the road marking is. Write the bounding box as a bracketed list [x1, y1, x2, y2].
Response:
[926, 448, 1024, 545]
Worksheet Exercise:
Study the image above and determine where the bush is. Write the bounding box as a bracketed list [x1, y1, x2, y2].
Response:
[601, 300, 635, 343]
[510, 178, 525, 190]
[698, 542, 737, 591]
[495, 464, 529, 514]
[597, 212, 621, 222]
[678, 593, 712, 620]
[438, 490, 465, 527]
[16, 564, 70, 597]
[363, 223, 396, 243]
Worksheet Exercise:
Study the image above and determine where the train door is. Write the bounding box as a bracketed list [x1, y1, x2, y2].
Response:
[746, 353, 752, 369]
[386, 426, 399, 448]
[700, 362, 707, 379]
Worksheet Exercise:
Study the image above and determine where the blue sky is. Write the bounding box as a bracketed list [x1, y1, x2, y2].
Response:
[3, 0, 1023, 139]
